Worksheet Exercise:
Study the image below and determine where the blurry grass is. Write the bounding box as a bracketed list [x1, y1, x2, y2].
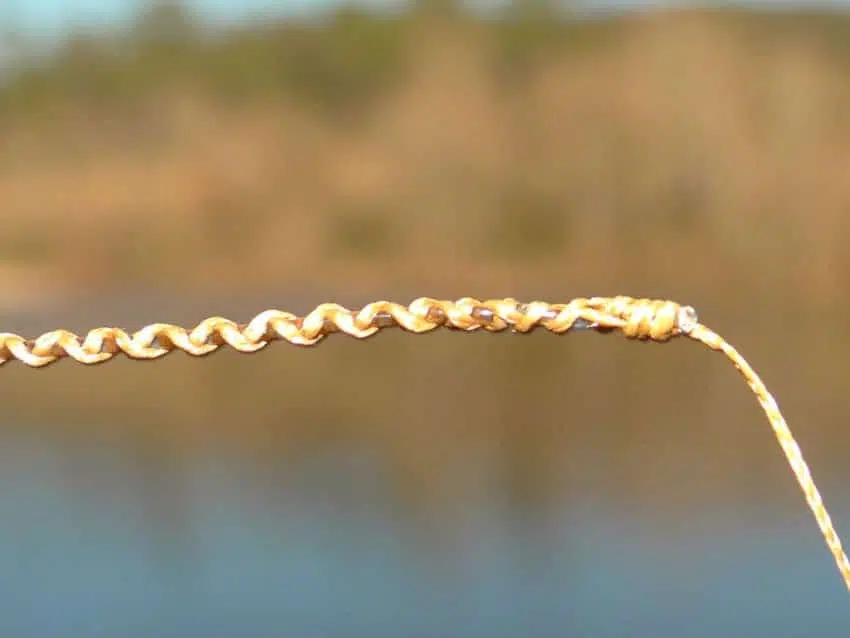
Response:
[1, 8, 850, 297]
[325, 205, 403, 258]
[488, 187, 570, 258]
[0, 225, 57, 264]
[97, 221, 191, 283]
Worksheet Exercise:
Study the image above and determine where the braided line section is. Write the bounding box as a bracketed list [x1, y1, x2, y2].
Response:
[0, 297, 696, 368]
[0, 295, 846, 592]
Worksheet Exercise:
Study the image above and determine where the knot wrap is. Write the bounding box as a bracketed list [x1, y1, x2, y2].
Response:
[598, 296, 696, 342]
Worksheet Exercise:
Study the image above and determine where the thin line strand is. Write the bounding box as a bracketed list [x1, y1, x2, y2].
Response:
[0, 296, 846, 591]
[689, 324, 850, 592]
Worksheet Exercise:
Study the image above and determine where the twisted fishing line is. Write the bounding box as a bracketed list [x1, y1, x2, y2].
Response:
[0, 295, 846, 591]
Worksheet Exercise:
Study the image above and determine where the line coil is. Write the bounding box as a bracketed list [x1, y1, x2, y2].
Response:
[2, 295, 846, 591]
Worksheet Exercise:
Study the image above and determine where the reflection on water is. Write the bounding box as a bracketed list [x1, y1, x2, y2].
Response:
[0, 428, 846, 638]
[0, 292, 848, 635]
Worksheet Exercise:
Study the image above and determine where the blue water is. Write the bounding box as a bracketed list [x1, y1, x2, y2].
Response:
[0, 431, 845, 638]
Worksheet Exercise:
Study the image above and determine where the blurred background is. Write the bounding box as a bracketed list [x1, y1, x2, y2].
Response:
[1, 0, 849, 635]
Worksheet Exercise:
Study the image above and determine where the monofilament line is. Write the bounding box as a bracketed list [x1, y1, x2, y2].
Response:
[0, 295, 847, 591]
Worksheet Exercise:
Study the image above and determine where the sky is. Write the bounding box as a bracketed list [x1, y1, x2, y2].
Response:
[4, 0, 386, 36]
[2, 0, 850, 44]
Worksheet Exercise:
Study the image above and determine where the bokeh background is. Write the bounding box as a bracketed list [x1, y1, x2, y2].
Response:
[1, 0, 849, 635]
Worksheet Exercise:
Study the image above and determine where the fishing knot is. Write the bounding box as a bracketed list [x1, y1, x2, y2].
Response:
[601, 296, 698, 342]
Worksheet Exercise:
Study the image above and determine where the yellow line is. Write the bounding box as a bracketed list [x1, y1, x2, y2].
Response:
[1, 295, 846, 591]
